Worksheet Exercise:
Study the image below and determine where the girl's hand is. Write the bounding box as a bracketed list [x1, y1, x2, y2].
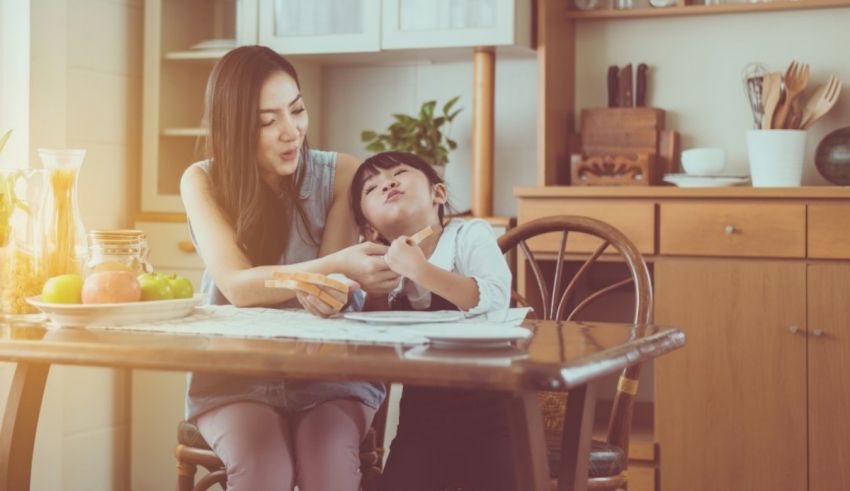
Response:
[296, 275, 360, 318]
[384, 236, 428, 280]
[333, 242, 401, 294]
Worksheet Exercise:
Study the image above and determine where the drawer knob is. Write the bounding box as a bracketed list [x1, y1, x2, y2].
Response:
[788, 325, 800, 334]
[724, 224, 736, 234]
[813, 329, 824, 337]
[177, 240, 196, 253]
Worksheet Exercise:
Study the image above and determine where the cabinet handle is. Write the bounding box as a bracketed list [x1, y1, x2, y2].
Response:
[788, 325, 800, 334]
[813, 329, 824, 337]
[177, 240, 196, 253]
[724, 224, 736, 234]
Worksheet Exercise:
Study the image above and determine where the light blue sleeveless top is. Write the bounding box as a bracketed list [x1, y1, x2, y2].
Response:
[185, 149, 386, 420]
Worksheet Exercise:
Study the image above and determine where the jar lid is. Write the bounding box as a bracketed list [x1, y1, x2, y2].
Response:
[89, 229, 146, 239]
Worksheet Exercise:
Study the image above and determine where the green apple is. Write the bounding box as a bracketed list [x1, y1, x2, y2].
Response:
[166, 274, 194, 299]
[42, 274, 84, 304]
[137, 272, 175, 301]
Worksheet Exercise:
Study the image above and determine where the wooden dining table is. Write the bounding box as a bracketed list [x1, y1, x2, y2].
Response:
[0, 316, 684, 491]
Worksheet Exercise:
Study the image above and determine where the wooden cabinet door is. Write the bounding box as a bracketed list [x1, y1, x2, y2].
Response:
[654, 259, 807, 491]
[808, 263, 850, 491]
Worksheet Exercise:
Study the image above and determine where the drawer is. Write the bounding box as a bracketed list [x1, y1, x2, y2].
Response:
[135, 221, 204, 270]
[517, 200, 656, 254]
[808, 204, 850, 259]
[660, 203, 805, 258]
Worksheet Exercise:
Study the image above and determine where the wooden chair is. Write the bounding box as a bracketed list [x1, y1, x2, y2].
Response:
[497, 215, 653, 491]
[174, 398, 389, 491]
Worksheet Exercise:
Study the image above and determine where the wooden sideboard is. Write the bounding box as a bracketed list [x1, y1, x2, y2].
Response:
[515, 186, 850, 491]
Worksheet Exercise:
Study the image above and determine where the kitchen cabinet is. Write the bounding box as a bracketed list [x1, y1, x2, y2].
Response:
[258, 0, 382, 54]
[807, 263, 850, 491]
[515, 187, 850, 491]
[381, 0, 531, 50]
[142, 0, 254, 212]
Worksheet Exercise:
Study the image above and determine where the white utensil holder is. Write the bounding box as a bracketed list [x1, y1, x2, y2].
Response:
[747, 130, 807, 187]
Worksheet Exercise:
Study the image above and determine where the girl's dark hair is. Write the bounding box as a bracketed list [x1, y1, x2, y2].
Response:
[351, 151, 451, 230]
[202, 45, 316, 266]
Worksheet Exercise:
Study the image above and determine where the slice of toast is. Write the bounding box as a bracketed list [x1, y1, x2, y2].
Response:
[264, 279, 345, 311]
[271, 271, 350, 294]
[410, 224, 437, 245]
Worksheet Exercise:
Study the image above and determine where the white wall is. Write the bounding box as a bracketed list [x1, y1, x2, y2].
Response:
[0, 0, 30, 168]
[321, 55, 539, 218]
[575, 9, 850, 183]
[2, 1, 145, 490]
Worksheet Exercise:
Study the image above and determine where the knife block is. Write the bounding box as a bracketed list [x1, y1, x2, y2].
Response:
[571, 153, 657, 186]
[569, 107, 680, 185]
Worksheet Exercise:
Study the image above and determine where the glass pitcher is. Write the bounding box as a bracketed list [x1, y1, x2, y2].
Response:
[37, 149, 88, 279]
[0, 168, 49, 316]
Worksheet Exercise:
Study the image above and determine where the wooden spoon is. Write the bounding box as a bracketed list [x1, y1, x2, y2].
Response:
[761, 72, 782, 130]
[772, 61, 809, 129]
[801, 76, 843, 129]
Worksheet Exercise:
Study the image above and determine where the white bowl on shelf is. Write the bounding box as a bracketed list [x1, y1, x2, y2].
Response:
[681, 148, 727, 176]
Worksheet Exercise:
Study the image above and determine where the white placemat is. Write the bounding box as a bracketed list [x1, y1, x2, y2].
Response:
[87, 306, 532, 346]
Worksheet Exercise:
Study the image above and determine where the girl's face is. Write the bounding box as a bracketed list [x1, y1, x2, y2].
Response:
[256, 71, 308, 187]
[359, 164, 447, 240]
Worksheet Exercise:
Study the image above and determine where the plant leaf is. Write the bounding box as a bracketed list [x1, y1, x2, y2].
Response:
[361, 130, 377, 142]
[442, 96, 460, 116]
[447, 139, 458, 150]
[420, 101, 437, 119]
[447, 109, 462, 121]
[0, 129, 12, 155]
[366, 141, 386, 153]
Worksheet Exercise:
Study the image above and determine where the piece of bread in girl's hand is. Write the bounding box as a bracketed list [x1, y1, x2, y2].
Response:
[271, 271, 350, 294]
[409, 224, 437, 245]
[264, 279, 346, 311]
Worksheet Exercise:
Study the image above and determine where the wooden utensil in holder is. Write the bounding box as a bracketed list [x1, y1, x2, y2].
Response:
[570, 107, 679, 186]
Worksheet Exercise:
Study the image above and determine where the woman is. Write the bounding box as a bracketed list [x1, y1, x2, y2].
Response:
[180, 45, 398, 490]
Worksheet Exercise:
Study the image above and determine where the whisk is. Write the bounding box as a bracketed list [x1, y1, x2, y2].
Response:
[742, 62, 768, 129]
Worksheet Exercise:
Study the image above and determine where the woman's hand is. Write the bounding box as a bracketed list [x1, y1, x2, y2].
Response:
[384, 236, 428, 281]
[333, 242, 401, 294]
[296, 274, 359, 318]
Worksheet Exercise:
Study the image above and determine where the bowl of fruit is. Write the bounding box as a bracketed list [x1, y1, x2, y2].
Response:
[27, 271, 201, 328]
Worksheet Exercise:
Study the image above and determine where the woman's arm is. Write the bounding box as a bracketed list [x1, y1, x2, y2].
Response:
[181, 164, 351, 307]
[318, 153, 400, 293]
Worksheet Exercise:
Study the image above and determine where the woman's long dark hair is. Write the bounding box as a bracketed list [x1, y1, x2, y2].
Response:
[350, 151, 452, 231]
[203, 45, 315, 266]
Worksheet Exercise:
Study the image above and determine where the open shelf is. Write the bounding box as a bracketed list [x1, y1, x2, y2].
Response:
[567, 0, 850, 20]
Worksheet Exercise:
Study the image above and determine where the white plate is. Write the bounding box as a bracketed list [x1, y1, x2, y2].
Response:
[190, 38, 237, 50]
[663, 174, 750, 187]
[415, 325, 532, 349]
[404, 345, 528, 365]
[26, 294, 204, 328]
[343, 310, 465, 325]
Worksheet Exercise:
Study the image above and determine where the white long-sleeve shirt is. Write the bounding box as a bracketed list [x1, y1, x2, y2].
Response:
[388, 218, 512, 315]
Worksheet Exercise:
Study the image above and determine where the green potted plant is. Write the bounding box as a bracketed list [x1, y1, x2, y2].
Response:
[361, 97, 463, 176]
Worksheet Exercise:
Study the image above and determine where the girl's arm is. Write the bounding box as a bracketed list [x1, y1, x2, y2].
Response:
[180, 160, 361, 308]
[385, 220, 511, 313]
[406, 263, 480, 311]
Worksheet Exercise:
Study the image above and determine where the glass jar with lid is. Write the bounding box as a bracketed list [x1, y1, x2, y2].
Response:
[85, 229, 153, 276]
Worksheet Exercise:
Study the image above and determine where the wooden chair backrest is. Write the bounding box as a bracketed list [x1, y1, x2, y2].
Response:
[497, 215, 653, 456]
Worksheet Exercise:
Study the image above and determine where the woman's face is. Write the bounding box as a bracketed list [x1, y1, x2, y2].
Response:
[359, 164, 446, 239]
[256, 70, 308, 185]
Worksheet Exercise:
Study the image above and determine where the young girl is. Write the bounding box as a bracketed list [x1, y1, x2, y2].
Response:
[298, 151, 517, 490]
[181, 46, 397, 490]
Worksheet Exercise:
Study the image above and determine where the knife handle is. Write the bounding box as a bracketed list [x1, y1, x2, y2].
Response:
[607, 66, 619, 108]
[620, 64, 633, 107]
[636, 63, 648, 107]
